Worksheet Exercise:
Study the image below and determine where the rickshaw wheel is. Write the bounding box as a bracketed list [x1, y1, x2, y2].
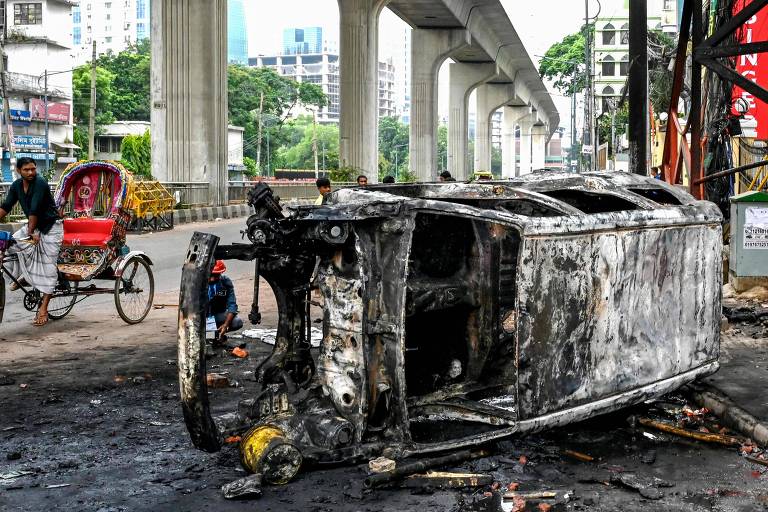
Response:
[48, 280, 78, 320]
[115, 256, 154, 324]
[23, 289, 41, 311]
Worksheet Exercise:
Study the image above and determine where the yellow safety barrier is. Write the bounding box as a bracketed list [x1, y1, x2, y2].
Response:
[128, 180, 175, 219]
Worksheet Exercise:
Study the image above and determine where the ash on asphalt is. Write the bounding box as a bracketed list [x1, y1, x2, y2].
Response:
[1, 337, 767, 511]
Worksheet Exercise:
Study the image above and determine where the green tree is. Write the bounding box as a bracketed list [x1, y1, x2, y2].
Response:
[538, 25, 591, 95]
[598, 102, 629, 153]
[120, 130, 152, 178]
[96, 39, 151, 121]
[378, 116, 409, 181]
[276, 116, 340, 171]
[437, 125, 448, 173]
[243, 156, 259, 177]
[72, 65, 116, 126]
[491, 146, 502, 176]
[227, 65, 327, 164]
[648, 30, 676, 114]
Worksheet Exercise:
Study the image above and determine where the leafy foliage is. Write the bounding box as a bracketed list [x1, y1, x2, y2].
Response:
[120, 130, 152, 178]
[243, 156, 259, 177]
[96, 40, 151, 121]
[72, 65, 116, 126]
[330, 165, 357, 183]
[275, 116, 339, 171]
[228, 65, 327, 165]
[538, 25, 591, 95]
[378, 116, 409, 181]
[437, 125, 448, 172]
[598, 102, 629, 153]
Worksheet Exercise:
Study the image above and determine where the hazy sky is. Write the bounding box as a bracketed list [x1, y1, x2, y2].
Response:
[243, 1, 589, 130]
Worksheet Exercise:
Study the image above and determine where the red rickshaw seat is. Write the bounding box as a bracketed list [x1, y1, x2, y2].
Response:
[62, 218, 115, 247]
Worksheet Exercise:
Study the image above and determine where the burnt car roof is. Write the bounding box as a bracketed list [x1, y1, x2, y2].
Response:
[340, 171, 695, 208]
[302, 171, 720, 230]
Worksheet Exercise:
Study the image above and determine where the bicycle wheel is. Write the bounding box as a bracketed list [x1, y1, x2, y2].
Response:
[47, 280, 78, 320]
[114, 256, 154, 324]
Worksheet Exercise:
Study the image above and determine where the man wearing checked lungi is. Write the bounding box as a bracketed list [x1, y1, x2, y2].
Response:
[0, 157, 63, 326]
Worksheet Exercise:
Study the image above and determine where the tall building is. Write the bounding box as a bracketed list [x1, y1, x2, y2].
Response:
[251, 52, 397, 123]
[593, 0, 679, 114]
[228, 0, 248, 65]
[71, 0, 150, 64]
[0, 0, 76, 180]
[283, 26, 324, 55]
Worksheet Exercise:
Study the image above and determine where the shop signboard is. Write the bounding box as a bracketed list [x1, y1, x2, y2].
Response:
[13, 135, 47, 151]
[732, 0, 768, 140]
[29, 99, 71, 123]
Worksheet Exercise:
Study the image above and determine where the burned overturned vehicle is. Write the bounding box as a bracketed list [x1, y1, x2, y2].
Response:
[178, 172, 723, 487]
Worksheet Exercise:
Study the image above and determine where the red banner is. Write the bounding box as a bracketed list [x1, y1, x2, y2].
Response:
[732, 0, 768, 139]
[29, 98, 70, 123]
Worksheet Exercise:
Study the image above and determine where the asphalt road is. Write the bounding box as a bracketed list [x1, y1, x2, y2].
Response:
[1, 218, 255, 331]
[0, 219, 767, 511]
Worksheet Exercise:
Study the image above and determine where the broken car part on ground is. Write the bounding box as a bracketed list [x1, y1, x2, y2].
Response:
[177, 171, 723, 491]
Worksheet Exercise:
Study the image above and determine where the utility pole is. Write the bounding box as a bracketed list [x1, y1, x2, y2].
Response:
[44, 70, 49, 173]
[628, 0, 648, 175]
[312, 109, 319, 178]
[88, 40, 96, 160]
[583, 0, 593, 173]
[255, 92, 264, 173]
[0, 42, 15, 173]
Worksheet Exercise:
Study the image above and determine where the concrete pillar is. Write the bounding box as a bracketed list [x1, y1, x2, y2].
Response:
[501, 106, 529, 178]
[338, 0, 388, 181]
[447, 62, 497, 181]
[409, 29, 469, 182]
[151, 0, 228, 205]
[518, 114, 535, 176]
[531, 124, 548, 171]
[474, 83, 515, 174]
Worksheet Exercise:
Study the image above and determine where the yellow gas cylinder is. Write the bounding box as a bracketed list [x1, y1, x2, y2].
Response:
[239, 425, 303, 485]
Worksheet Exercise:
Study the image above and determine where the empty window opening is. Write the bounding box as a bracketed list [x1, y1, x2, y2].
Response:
[405, 215, 476, 398]
[540, 189, 642, 213]
[627, 188, 683, 206]
[430, 197, 566, 217]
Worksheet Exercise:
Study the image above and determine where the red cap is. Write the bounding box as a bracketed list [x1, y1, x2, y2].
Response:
[211, 260, 227, 275]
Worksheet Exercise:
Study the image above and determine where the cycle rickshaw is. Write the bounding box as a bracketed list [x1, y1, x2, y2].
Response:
[0, 161, 155, 324]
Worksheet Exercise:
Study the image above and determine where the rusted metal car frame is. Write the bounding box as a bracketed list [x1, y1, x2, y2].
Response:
[178, 171, 722, 476]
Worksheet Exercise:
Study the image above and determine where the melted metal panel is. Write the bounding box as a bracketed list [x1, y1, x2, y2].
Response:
[516, 222, 722, 419]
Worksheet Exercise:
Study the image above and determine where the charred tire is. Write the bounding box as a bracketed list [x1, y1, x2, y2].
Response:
[115, 256, 154, 324]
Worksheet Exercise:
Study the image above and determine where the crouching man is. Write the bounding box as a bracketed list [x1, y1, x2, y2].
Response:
[208, 260, 243, 342]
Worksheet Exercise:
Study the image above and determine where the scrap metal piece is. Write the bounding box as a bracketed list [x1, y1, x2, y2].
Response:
[222, 473, 263, 500]
[239, 425, 303, 485]
[399, 471, 493, 489]
[364, 450, 490, 489]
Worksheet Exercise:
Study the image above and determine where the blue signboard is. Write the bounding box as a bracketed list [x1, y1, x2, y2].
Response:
[3, 151, 56, 159]
[12, 135, 47, 151]
[0, 108, 32, 126]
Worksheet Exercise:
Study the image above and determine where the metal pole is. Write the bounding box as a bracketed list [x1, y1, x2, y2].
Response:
[44, 70, 49, 174]
[583, 0, 592, 173]
[610, 104, 616, 170]
[570, 64, 576, 172]
[395, 150, 398, 182]
[312, 109, 319, 178]
[0, 44, 16, 175]
[690, 0, 704, 198]
[628, 0, 648, 175]
[88, 40, 96, 160]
